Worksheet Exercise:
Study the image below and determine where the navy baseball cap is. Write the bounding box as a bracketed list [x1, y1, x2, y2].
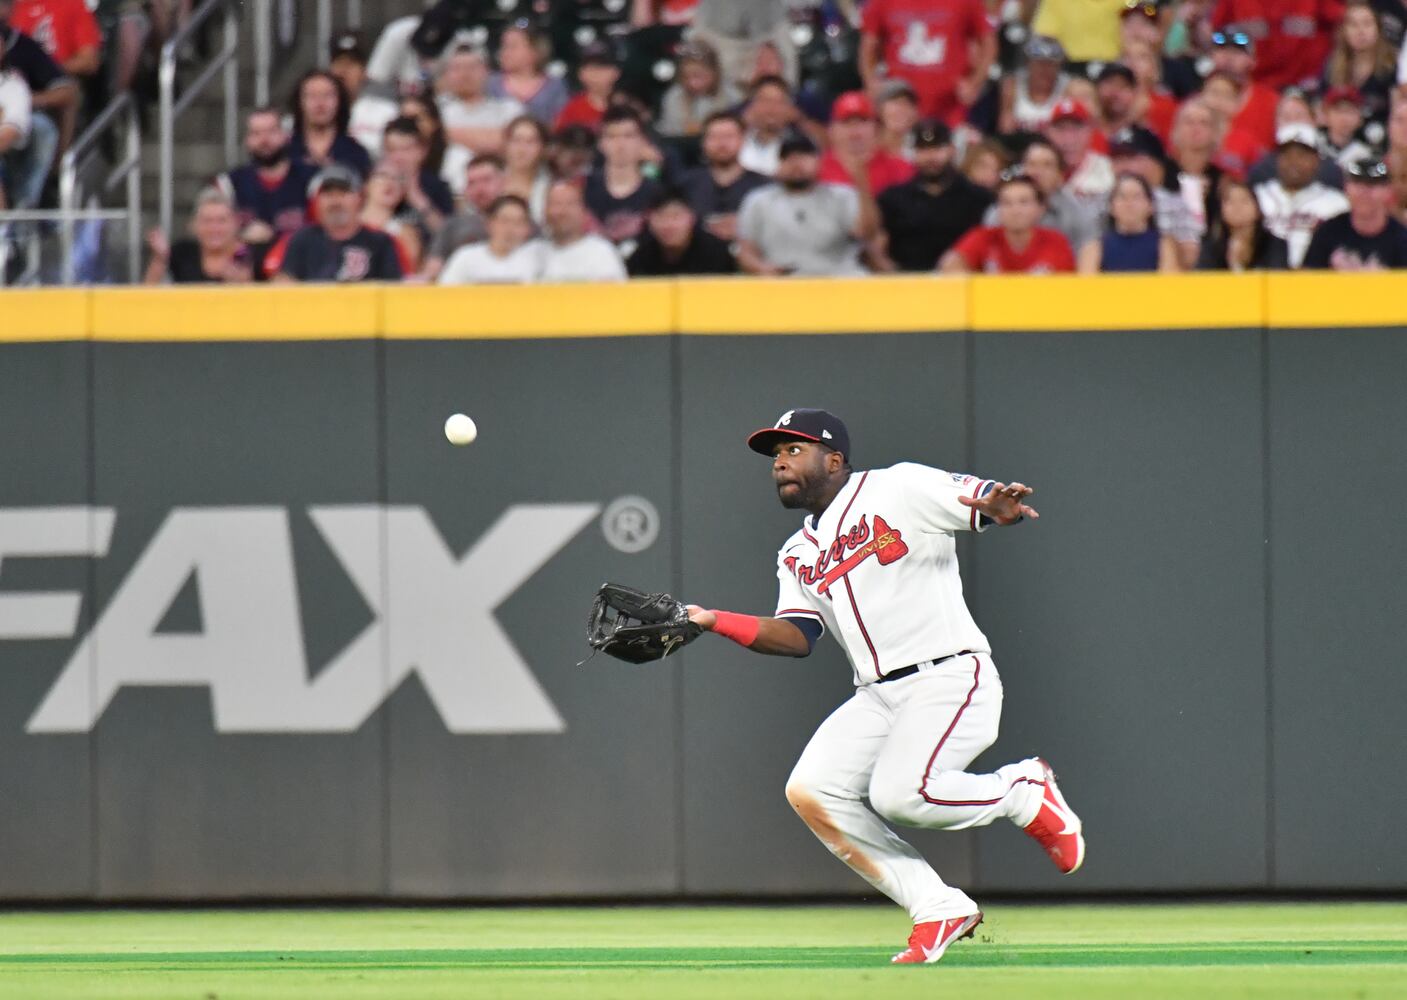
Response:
[748, 409, 850, 460]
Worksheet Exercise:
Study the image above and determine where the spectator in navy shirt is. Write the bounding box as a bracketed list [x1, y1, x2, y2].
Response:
[380, 115, 453, 234]
[681, 110, 769, 242]
[276, 165, 403, 283]
[584, 106, 661, 251]
[287, 69, 373, 178]
[217, 106, 317, 246]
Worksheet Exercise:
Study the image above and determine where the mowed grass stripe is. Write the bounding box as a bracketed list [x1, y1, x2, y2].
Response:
[5, 941, 1405, 971]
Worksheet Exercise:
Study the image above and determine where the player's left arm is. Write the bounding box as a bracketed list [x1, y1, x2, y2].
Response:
[958, 482, 1039, 525]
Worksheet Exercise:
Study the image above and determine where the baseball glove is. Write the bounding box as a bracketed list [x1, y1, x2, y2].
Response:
[586, 582, 704, 664]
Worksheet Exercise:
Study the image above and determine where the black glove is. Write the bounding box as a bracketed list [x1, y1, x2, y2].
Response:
[586, 583, 704, 664]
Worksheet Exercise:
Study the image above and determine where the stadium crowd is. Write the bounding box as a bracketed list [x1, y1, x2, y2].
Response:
[7, 0, 1407, 281]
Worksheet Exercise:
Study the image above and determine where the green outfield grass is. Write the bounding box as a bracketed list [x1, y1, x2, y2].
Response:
[1, 902, 1404, 999]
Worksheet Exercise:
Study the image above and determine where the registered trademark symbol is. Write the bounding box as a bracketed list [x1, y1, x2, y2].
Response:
[601, 496, 659, 554]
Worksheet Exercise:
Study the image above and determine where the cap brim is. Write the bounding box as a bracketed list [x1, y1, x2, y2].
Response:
[747, 428, 826, 456]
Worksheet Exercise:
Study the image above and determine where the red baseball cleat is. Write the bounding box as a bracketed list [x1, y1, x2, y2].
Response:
[890, 911, 983, 964]
[1023, 758, 1085, 874]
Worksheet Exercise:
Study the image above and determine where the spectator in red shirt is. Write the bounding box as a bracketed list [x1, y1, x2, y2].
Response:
[818, 91, 916, 195]
[555, 42, 619, 133]
[1205, 31, 1279, 149]
[8, 0, 98, 78]
[1211, 0, 1344, 91]
[940, 173, 1076, 274]
[859, 0, 996, 126]
[1199, 70, 1271, 177]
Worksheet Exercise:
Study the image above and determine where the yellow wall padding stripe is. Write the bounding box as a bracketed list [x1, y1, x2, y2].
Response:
[1265, 272, 1407, 328]
[969, 273, 1267, 331]
[89, 286, 383, 340]
[0, 289, 91, 341]
[675, 275, 966, 334]
[383, 282, 674, 338]
[3, 274, 1407, 341]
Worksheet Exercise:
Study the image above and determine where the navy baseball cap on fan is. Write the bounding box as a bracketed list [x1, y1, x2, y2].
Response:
[748, 409, 850, 461]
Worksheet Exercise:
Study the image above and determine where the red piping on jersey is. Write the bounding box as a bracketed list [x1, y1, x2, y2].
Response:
[917, 656, 983, 806]
[831, 473, 880, 675]
[800, 524, 819, 547]
[777, 607, 822, 618]
[921, 775, 1046, 808]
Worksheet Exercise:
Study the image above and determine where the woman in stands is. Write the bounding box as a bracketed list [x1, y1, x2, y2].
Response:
[1196, 178, 1290, 271]
[437, 194, 541, 284]
[143, 189, 260, 285]
[657, 40, 738, 139]
[488, 24, 568, 128]
[1322, 0, 1398, 125]
[401, 92, 469, 198]
[1079, 173, 1178, 273]
[502, 115, 553, 225]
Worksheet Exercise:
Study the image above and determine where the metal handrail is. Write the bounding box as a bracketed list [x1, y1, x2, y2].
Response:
[58, 91, 142, 284]
[159, 0, 240, 239]
[255, 0, 365, 112]
[318, 0, 364, 67]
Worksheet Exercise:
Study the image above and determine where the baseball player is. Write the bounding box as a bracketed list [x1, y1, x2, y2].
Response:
[686, 408, 1085, 965]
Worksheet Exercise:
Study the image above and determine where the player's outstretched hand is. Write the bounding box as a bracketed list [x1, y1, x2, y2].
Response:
[958, 482, 1040, 525]
[685, 606, 717, 630]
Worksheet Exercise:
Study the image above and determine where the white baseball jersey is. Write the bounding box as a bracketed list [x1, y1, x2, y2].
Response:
[1255, 180, 1350, 268]
[773, 463, 994, 685]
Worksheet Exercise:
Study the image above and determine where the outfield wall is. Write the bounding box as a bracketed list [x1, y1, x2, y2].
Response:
[0, 274, 1403, 900]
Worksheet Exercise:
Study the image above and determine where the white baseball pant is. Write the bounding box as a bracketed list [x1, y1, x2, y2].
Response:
[785, 653, 1047, 923]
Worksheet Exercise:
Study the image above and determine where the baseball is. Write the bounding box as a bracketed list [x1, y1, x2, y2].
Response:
[444, 413, 478, 446]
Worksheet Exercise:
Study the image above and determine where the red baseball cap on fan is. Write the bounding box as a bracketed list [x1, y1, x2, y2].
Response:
[832, 91, 875, 121]
[1049, 98, 1091, 125]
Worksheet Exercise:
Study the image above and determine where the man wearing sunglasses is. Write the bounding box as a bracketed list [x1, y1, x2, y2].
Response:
[1207, 29, 1280, 148]
[1209, 0, 1344, 91]
[1302, 158, 1407, 269]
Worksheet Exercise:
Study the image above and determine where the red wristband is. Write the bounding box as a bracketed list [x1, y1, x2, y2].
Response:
[709, 610, 760, 647]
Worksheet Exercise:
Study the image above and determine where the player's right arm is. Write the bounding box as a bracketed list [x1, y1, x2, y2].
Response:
[685, 541, 826, 657]
[685, 608, 814, 657]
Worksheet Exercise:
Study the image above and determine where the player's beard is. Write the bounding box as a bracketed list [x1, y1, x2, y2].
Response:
[777, 479, 814, 510]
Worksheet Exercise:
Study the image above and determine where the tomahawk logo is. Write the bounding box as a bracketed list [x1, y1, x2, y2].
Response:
[0, 505, 601, 735]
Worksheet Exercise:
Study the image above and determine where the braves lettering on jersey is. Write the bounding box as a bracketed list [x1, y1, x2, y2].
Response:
[774, 464, 995, 684]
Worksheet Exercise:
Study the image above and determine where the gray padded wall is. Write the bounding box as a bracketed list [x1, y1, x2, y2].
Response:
[0, 344, 95, 897]
[968, 331, 1269, 892]
[0, 325, 1402, 899]
[89, 343, 386, 897]
[1265, 329, 1407, 889]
